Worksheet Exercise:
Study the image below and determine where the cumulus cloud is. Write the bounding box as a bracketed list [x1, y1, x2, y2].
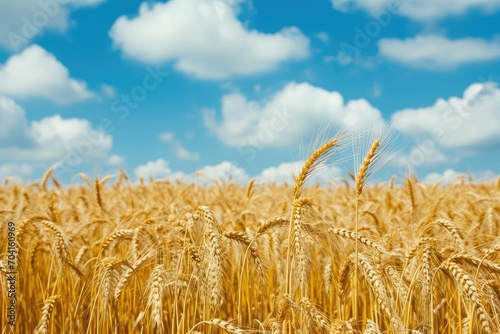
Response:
[205, 80, 498, 175]
[378, 35, 500, 70]
[391, 141, 450, 176]
[256, 161, 343, 184]
[331, 0, 500, 20]
[0, 0, 106, 51]
[423, 169, 497, 185]
[109, 0, 310, 79]
[70, 0, 105, 6]
[324, 52, 375, 69]
[134, 158, 344, 186]
[0, 45, 95, 104]
[159, 132, 200, 161]
[392, 82, 500, 151]
[134, 158, 175, 180]
[196, 161, 249, 184]
[107, 154, 125, 166]
[203, 81, 384, 148]
[398, 144, 448, 167]
[31, 115, 111, 160]
[134, 159, 248, 184]
[0, 163, 33, 183]
[0, 96, 29, 144]
[371, 82, 382, 98]
[159, 132, 174, 142]
[100, 84, 117, 99]
[0, 96, 112, 162]
[315, 32, 329, 44]
[174, 146, 200, 161]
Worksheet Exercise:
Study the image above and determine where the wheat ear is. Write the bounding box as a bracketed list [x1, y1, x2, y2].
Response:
[330, 227, 386, 253]
[100, 229, 135, 254]
[147, 264, 166, 333]
[40, 165, 56, 192]
[188, 318, 245, 334]
[34, 295, 61, 334]
[299, 296, 331, 331]
[355, 139, 380, 196]
[443, 260, 492, 333]
[95, 178, 104, 211]
[364, 319, 383, 334]
[223, 231, 265, 280]
[293, 137, 339, 198]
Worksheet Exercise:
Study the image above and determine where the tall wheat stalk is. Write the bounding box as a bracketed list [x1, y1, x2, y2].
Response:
[353, 138, 380, 321]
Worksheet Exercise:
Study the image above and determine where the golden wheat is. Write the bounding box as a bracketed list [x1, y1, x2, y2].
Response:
[0, 147, 499, 334]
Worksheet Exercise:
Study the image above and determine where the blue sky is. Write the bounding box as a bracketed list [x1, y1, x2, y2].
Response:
[0, 0, 499, 185]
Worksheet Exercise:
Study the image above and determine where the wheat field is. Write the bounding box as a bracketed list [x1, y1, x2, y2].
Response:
[1, 137, 500, 334]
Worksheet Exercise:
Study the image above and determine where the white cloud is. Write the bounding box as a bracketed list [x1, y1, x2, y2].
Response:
[31, 115, 111, 160]
[331, 0, 500, 20]
[133, 158, 344, 186]
[0, 163, 33, 183]
[315, 32, 329, 44]
[100, 84, 117, 99]
[196, 160, 249, 184]
[371, 82, 382, 97]
[71, 0, 105, 5]
[108, 154, 125, 166]
[0, 96, 112, 161]
[134, 159, 248, 183]
[0, 0, 106, 51]
[256, 161, 343, 184]
[159, 132, 174, 142]
[109, 0, 310, 79]
[203, 81, 383, 147]
[174, 145, 200, 161]
[394, 144, 449, 170]
[99, 157, 500, 187]
[392, 82, 500, 151]
[134, 158, 174, 180]
[378, 35, 500, 70]
[159, 132, 200, 161]
[324, 52, 375, 69]
[256, 161, 299, 184]
[0, 45, 95, 104]
[0, 96, 28, 144]
[423, 169, 497, 185]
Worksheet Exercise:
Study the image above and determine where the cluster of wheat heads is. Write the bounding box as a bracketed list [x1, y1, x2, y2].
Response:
[1, 141, 500, 333]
